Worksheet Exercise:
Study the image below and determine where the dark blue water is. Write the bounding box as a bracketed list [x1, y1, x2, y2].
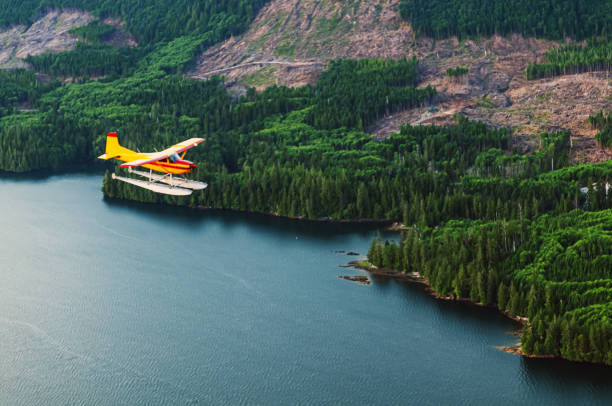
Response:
[1, 173, 612, 405]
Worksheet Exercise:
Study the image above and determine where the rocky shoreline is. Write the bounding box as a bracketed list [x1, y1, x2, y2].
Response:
[495, 345, 555, 359]
[350, 260, 607, 364]
[338, 275, 371, 285]
[348, 260, 541, 357]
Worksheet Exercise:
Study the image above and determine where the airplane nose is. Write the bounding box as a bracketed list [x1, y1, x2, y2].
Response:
[191, 163, 197, 168]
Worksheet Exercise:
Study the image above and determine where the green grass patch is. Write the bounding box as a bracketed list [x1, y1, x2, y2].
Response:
[477, 95, 496, 109]
[240, 66, 277, 87]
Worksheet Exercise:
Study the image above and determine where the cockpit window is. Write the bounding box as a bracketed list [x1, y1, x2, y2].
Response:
[169, 152, 180, 162]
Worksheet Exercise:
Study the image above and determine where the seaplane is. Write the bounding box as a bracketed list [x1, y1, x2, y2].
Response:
[98, 132, 208, 196]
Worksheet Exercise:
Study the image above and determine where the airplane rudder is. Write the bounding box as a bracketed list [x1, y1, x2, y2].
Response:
[105, 132, 121, 154]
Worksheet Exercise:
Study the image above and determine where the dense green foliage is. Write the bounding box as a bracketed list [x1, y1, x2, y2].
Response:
[445, 66, 468, 77]
[82, 42, 574, 228]
[590, 111, 612, 148]
[399, 0, 612, 40]
[103, 100, 575, 226]
[0, 70, 58, 117]
[0, 0, 268, 44]
[364, 9, 612, 364]
[526, 40, 612, 80]
[25, 42, 144, 78]
[307, 58, 435, 130]
[369, 205, 612, 364]
[68, 21, 115, 43]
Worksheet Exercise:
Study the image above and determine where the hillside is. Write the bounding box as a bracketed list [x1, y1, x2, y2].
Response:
[1, 1, 608, 164]
[0, 10, 135, 70]
[188, 0, 416, 87]
[0, 10, 93, 69]
[188, 0, 611, 163]
[0, 1, 608, 170]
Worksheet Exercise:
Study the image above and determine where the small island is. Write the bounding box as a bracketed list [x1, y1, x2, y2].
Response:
[339, 275, 371, 285]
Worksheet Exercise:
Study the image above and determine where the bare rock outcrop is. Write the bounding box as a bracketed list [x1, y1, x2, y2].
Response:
[0, 10, 94, 69]
[0, 10, 136, 69]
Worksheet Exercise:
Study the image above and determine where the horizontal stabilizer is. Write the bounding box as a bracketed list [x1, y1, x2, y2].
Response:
[112, 173, 192, 196]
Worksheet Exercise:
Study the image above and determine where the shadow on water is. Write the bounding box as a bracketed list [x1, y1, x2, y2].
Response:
[1, 167, 396, 241]
[104, 196, 395, 240]
[431, 294, 519, 329]
[521, 357, 612, 387]
[0, 165, 103, 183]
[371, 275, 521, 333]
[370, 274, 395, 286]
[373, 273, 612, 393]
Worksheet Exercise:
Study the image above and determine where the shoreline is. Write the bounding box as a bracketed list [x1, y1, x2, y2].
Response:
[495, 345, 556, 359]
[102, 194, 395, 225]
[349, 260, 528, 324]
[347, 260, 564, 360]
[349, 260, 612, 366]
[193, 205, 395, 225]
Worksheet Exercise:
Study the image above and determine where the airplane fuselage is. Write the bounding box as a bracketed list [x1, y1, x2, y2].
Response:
[113, 152, 196, 174]
[142, 159, 195, 175]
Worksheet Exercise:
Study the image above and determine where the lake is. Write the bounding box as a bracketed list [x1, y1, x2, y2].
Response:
[1, 173, 612, 405]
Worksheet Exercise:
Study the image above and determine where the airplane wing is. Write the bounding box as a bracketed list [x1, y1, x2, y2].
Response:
[119, 156, 162, 168]
[119, 138, 205, 168]
[166, 138, 206, 154]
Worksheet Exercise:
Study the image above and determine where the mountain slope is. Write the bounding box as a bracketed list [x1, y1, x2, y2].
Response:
[0, 10, 93, 69]
[0, 0, 269, 45]
[0, 10, 136, 70]
[188, 0, 611, 163]
[189, 0, 413, 87]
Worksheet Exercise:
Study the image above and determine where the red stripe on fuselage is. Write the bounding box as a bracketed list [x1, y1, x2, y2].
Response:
[154, 162, 191, 169]
[144, 161, 194, 174]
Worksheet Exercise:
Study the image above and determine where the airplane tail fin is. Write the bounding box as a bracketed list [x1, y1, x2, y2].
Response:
[98, 132, 130, 160]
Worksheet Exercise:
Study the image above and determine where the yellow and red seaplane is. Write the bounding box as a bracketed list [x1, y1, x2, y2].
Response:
[98, 132, 207, 196]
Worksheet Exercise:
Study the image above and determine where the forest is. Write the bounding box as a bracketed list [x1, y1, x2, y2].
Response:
[0, 0, 276, 171]
[68, 20, 116, 43]
[398, 0, 612, 40]
[306, 58, 435, 130]
[81, 47, 574, 224]
[445, 66, 468, 77]
[589, 110, 612, 148]
[0, 0, 269, 44]
[103, 99, 581, 227]
[368, 208, 612, 364]
[525, 39, 612, 80]
[25, 42, 144, 78]
[0, 70, 58, 117]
